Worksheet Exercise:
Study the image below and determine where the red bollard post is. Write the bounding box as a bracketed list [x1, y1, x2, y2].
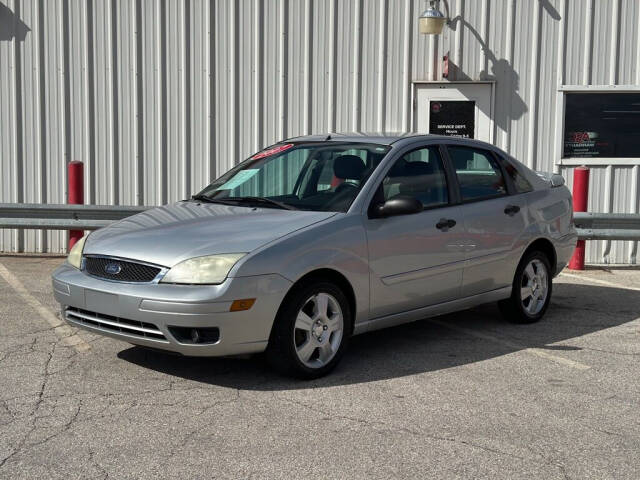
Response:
[68, 161, 84, 251]
[568, 166, 590, 270]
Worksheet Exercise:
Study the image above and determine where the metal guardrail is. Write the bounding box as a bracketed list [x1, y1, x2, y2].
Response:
[573, 212, 640, 241]
[0, 203, 149, 230]
[0, 204, 639, 241]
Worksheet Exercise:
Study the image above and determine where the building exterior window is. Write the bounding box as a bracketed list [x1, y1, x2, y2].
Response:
[563, 92, 640, 158]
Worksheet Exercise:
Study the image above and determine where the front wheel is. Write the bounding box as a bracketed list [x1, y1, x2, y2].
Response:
[266, 281, 350, 379]
[499, 251, 552, 324]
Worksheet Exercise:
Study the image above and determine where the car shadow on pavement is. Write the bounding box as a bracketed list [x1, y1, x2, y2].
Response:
[118, 282, 639, 390]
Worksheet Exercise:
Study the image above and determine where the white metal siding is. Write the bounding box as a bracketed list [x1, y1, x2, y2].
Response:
[0, 0, 639, 261]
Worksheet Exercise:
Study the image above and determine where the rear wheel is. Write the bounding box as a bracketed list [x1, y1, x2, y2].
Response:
[266, 281, 350, 379]
[499, 251, 552, 324]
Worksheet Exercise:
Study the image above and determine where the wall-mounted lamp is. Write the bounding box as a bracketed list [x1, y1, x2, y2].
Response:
[419, 1, 447, 35]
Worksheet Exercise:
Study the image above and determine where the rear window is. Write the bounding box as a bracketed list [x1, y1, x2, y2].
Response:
[501, 158, 533, 193]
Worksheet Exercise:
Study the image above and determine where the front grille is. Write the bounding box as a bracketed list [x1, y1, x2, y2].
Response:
[84, 256, 161, 283]
[65, 307, 168, 342]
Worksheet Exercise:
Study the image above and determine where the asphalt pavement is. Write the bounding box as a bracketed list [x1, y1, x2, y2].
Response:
[0, 255, 639, 479]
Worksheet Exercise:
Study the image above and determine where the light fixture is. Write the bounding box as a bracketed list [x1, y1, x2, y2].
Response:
[419, 1, 447, 35]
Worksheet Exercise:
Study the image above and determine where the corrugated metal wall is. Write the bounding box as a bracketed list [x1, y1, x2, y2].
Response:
[1, 0, 639, 261]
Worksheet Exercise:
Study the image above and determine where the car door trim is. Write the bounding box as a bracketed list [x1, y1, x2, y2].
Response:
[383, 248, 516, 286]
[462, 248, 512, 268]
[381, 257, 467, 285]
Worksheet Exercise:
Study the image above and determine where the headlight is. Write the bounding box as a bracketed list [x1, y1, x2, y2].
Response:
[160, 253, 246, 285]
[67, 234, 88, 269]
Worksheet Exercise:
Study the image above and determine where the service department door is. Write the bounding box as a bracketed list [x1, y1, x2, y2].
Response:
[414, 83, 494, 143]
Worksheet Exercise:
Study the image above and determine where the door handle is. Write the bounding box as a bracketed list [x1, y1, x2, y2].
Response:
[436, 218, 456, 230]
[504, 205, 520, 216]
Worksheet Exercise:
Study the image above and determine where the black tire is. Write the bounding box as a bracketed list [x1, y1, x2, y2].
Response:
[266, 281, 351, 379]
[498, 251, 552, 324]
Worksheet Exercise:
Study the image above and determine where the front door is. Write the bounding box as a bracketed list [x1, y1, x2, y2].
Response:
[414, 83, 494, 143]
[365, 145, 466, 320]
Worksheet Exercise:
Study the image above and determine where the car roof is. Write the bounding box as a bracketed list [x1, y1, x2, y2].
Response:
[283, 132, 433, 145]
[283, 132, 496, 148]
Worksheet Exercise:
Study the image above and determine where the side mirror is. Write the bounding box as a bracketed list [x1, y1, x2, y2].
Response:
[371, 196, 423, 218]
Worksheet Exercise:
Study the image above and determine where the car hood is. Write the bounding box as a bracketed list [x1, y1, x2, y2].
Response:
[84, 202, 337, 267]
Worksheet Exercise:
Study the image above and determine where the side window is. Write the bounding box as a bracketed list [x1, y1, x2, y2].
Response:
[448, 146, 507, 201]
[501, 157, 533, 193]
[316, 156, 336, 191]
[381, 147, 449, 209]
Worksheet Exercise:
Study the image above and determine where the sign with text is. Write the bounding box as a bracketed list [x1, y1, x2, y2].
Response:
[563, 93, 640, 158]
[429, 101, 475, 138]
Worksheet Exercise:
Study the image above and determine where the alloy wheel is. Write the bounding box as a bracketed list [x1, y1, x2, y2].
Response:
[520, 259, 549, 315]
[293, 292, 344, 368]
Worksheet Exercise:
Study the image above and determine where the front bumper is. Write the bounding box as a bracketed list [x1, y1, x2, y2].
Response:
[52, 263, 292, 356]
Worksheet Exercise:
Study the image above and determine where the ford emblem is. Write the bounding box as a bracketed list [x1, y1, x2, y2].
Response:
[104, 262, 122, 275]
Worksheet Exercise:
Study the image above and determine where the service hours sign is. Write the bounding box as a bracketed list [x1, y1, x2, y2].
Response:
[429, 101, 475, 138]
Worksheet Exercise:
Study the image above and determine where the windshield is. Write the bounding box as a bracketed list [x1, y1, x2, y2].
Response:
[196, 142, 391, 212]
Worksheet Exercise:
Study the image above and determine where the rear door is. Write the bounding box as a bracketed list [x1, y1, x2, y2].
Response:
[445, 145, 528, 297]
[365, 145, 466, 319]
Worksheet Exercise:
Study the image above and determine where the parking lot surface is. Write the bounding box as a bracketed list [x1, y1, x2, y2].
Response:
[0, 255, 639, 479]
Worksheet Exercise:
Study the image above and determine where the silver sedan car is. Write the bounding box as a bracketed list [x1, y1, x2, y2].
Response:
[52, 133, 576, 378]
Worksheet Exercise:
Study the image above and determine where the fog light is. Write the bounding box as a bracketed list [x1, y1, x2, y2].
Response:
[168, 326, 220, 344]
[190, 328, 200, 343]
[230, 298, 256, 312]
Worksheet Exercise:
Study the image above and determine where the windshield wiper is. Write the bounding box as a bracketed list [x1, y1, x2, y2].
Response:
[192, 194, 297, 210]
[226, 196, 297, 210]
[190, 194, 237, 205]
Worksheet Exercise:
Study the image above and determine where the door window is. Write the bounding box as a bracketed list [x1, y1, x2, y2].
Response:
[381, 147, 449, 209]
[448, 146, 507, 201]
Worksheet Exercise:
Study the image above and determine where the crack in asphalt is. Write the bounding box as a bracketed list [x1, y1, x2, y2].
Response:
[278, 396, 573, 479]
[0, 336, 81, 470]
[27, 399, 83, 451]
[87, 444, 110, 480]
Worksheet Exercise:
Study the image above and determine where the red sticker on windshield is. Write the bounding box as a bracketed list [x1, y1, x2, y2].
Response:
[251, 143, 294, 160]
